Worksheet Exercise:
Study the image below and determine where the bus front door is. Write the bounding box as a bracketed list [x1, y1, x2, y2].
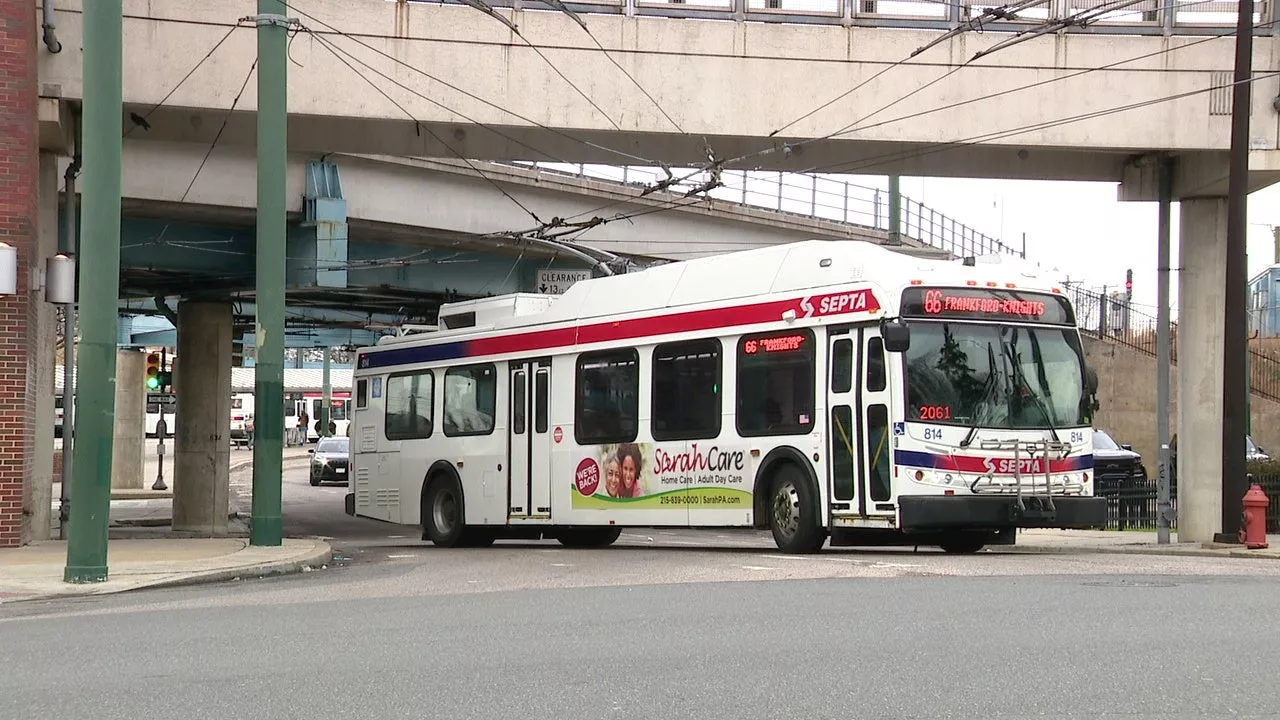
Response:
[827, 327, 894, 520]
[508, 358, 552, 519]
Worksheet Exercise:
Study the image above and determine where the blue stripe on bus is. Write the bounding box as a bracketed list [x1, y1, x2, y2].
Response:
[358, 341, 470, 370]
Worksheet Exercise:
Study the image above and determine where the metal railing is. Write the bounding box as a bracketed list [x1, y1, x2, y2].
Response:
[1096, 474, 1280, 533]
[1064, 284, 1280, 403]
[507, 161, 1021, 259]
[410, 0, 1277, 36]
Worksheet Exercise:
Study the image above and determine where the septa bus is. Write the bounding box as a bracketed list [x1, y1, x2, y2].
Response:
[345, 240, 1106, 553]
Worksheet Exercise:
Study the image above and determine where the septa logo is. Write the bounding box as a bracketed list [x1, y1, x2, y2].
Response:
[982, 457, 1048, 475]
[800, 289, 881, 318]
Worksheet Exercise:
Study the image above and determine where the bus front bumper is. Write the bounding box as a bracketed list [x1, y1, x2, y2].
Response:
[898, 494, 1108, 531]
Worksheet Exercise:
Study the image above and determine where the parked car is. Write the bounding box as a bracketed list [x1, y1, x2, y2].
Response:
[1093, 429, 1147, 485]
[309, 436, 350, 486]
[1247, 435, 1270, 462]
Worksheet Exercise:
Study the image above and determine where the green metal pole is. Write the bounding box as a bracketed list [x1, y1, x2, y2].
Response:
[64, 0, 122, 583]
[250, 0, 287, 547]
[321, 348, 331, 437]
[888, 176, 902, 246]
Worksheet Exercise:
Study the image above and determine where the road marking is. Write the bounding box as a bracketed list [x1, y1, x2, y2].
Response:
[739, 565, 778, 571]
[387, 554, 415, 559]
[550, 563, 574, 568]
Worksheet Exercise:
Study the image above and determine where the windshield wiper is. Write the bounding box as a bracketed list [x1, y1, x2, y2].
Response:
[1005, 331, 1062, 446]
[959, 342, 1000, 449]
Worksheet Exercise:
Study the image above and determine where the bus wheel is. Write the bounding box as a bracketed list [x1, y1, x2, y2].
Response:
[557, 527, 622, 548]
[768, 464, 824, 554]
[938, 533, 986, 554]
[422, 475, 465, 547]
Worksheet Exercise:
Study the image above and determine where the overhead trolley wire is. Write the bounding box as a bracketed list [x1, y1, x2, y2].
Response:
[280, 0, 663, 167]
[306, 29, 546, 226]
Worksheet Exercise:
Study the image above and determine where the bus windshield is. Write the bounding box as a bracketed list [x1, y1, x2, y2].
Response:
[904, 322, 1089, 430]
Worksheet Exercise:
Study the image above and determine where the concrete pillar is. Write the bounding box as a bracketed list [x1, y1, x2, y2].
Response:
[29, 153, 60, 539]
[0, 5, 38, 548]
[172, 301, 232, 533]
[110, 349, 145, 490]
[1176, 196, 1228, 543]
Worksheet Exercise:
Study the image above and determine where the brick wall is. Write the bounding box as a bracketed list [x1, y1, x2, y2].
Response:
[0, 2, 39, 547]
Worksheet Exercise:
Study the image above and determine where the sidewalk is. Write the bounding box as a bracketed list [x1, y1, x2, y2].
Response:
[0, 537, 333, 604]
[51, 445, 314, 502]
[1014, 529, 1280, 559]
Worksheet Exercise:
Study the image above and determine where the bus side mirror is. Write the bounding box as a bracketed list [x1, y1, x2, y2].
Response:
[1085, 366, 1099, 394]
[882, 319, 910, 353]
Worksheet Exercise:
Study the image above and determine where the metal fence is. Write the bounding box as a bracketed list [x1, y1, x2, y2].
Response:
[413, 0, 1276, 35]
[1063, 284, 1280, 404]
[1096, 474, 1280, 533]
[508, 162, 1021, 260]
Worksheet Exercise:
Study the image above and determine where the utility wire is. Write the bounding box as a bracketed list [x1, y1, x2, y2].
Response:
[180, 59, 258, 204]
[531, 0, 686, 134]
[307, 29, 545, 225]
[591, 16, 1271, 215]
[303, 28, 578, 168]
[553, 68, 1280, 245]
[125, 24, 240, 137]
[280, 0, 660, 166]
[770, 0, 1045, 138]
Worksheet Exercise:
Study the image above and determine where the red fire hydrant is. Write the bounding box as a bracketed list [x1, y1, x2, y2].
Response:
[1240, 484, 1271, 550]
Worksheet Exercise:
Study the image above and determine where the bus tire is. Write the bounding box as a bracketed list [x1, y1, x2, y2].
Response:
[556, 527, 622, 548]
[422, 473, 466, 548]
[768, 463, 825, 554]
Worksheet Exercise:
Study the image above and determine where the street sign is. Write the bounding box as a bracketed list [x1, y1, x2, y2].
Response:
[536, 268, 591, 295]
[147, 393, 176, 405]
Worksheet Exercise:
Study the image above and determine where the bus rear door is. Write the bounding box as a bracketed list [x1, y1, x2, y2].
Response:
[508, 358, 552, 519]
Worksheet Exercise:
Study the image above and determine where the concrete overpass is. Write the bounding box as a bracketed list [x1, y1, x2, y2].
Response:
[86, 137, 974, 349]
[34, 0, 1280, 194]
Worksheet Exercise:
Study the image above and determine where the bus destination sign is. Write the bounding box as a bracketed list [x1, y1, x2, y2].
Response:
[900, 287, 1074, 325]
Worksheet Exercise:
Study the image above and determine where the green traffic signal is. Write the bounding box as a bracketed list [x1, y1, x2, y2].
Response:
[146, 376, 160, 390]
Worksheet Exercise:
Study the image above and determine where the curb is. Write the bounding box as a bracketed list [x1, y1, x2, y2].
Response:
[137, 539, 335, 592]
[229, 455, 313, 473]
[2, 540, 335, 605]
[1008, 543, 1280, 560]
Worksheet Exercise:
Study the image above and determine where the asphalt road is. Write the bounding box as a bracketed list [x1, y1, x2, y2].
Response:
[5, 464, 1279, 719]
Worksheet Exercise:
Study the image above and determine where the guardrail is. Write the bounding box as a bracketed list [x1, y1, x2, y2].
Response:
[507, 161, 1021, 259]
[1064, 283, 1280, 404]
[413, 0, 1276, 36]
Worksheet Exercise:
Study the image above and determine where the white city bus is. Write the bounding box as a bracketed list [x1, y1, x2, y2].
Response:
[345, 240, 1106, 553]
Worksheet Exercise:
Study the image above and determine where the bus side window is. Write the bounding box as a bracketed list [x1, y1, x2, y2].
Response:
[443, 364, 497, 437]
[736, 330, 816, 437]
[356, 379, 368, 409]
[652, 339, 721, 441]
[386, 371, 434, 440]
[575, 349, 639, 445]
[866, 337, 886, 392]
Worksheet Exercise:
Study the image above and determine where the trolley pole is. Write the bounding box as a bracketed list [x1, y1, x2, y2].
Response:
[1156, 156, 1174, 545]
[250, 0, 288, 547]
[64, 0, 123, 583]
[1217, 0, 1253, 543]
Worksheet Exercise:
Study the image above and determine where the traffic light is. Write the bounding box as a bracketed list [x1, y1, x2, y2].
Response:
[1125, 268, 1133, 299]
[145, 352, 161, 390]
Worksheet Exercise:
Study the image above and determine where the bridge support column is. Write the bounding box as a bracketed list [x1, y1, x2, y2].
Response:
[172, 301, 231, 534]
[1176, 196, 1228, 543]
[29, 152, 61, 541]
[110, 349, 145, 490]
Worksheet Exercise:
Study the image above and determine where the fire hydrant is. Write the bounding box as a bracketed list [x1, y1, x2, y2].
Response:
[1240, 484, 1271, 550]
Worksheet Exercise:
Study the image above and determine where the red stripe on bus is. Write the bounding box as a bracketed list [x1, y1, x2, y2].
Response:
[461, 289, 881, 358]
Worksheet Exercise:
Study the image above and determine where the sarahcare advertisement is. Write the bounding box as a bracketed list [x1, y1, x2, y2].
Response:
[571, 442, 752, 510]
